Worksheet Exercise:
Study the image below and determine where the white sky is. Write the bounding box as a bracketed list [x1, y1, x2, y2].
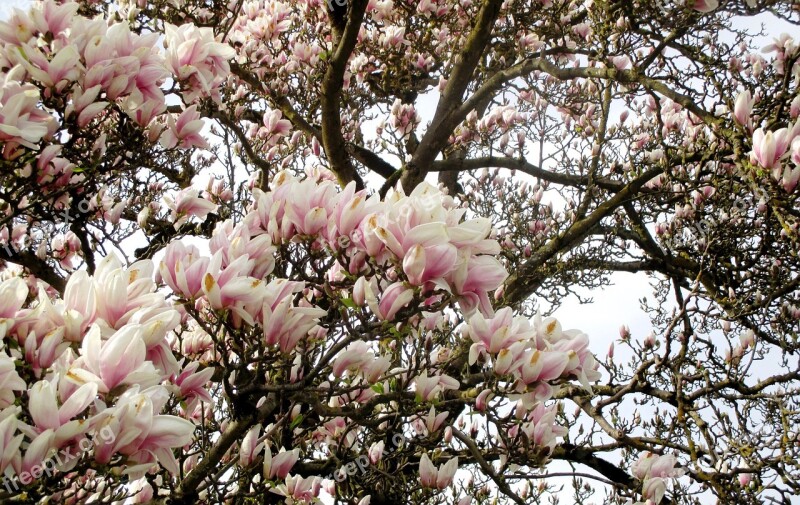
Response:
[0, 0, 30, 20]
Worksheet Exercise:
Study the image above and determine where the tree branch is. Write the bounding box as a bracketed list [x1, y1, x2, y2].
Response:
[552, 444, 674, 505]
[429, 155, 625, 192]
[0, 247, 66, 295]
[169, 394, 278, 504]
[320, 0, 369, 189]
[503, 167, 663, 305]
[401, 0, 505, 190]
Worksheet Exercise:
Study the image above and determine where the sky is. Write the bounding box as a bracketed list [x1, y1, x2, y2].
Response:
[0, 0, 30, 20]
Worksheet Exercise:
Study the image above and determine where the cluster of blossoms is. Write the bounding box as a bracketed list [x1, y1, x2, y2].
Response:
[0, 0, 235, 261]
[0, 132, 674, 501]
[389, 99, 421, 137]
[0, 256, 210, 500]
[463, 307, 601, 452]
[466, 307, 602, 393]
[246, 170, 508, 318]
[0, 0, 232, 159]
[736, 90, 800, 192]
[732, 33, 800, 192]
[451, 105, 528, 155]
[648, 32, 800, 253]
[105, 169, 500, 501]
[133, 168, 606, 502]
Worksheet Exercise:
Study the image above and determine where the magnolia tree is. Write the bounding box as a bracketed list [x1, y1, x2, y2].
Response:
[0, 0, 799, 503]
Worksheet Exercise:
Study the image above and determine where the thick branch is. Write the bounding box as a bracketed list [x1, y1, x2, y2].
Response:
[0, 248, 66, 295]
[214, 113, 273, 179]
[452, 428, 525, 505]
[552, 444, 674, 505]
[320, 0, 369, 188]
[519, 58, 719, 126]
[169, 394, 278, 504]
[273, 97, 397, 180]
[401, 0, 505, 190]
[503, 167, 663, 305]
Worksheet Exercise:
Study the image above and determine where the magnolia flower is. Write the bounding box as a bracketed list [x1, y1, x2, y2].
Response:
[163, 22, 236, 101]
[68, 325, 161, 394]
[633, 452, 684, 504]
[413, 371, 459, 401]
[0, 351, 26, 409]
[27, 380, 97, 445]
[0, 413, 23, 476]
[127, 477, 155, 503]
[365, 281, 414, 321]
[163, 188, 217, 229]
[0, 0, 77, 45]
[642, 477, 667, 503]
[159, 241, 211, 298]
[92, 255, 160, 330]
[738, 469, 753, 487]
[270, 474, 321, 502]
[516, 401, 563, 447]
[262, 109, 291, 138]
[518, 349, 570, 384]
[63, 85, 108, 128]
[381, 26, 408, 49]
[172, 361, 214, 409]
[466, 307, 529, 364]
[263, 446, 299, 480]
[691, 0, 718, 13]
[389, 98, 419, 135]
[740, 329, 755, 349]
[261, 279, 327, 353]
[609, 55, 632, 70]
[573, 22, 592, 41]
[419, 454, 458, 489]
[239, 425, 263, 467]
[0, 277, 27, 337]
[450, 255, 508, 317]
[19, 429, 55, 477]
[780, 165, 800, 192]
[423, 406, 449, 434]
[368, 441, 384, 464]
[0, 79, 57, 152]
[200, 253, 266, 321]
[94, 387, 195, 475]
[13, 43, 81, 90]
[733, 90, 754, 130]
[402, 242, 458, 286]
[751, 127, 791, 170]
[331, 341, 373, 377]
[160, 105, 209, 150]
